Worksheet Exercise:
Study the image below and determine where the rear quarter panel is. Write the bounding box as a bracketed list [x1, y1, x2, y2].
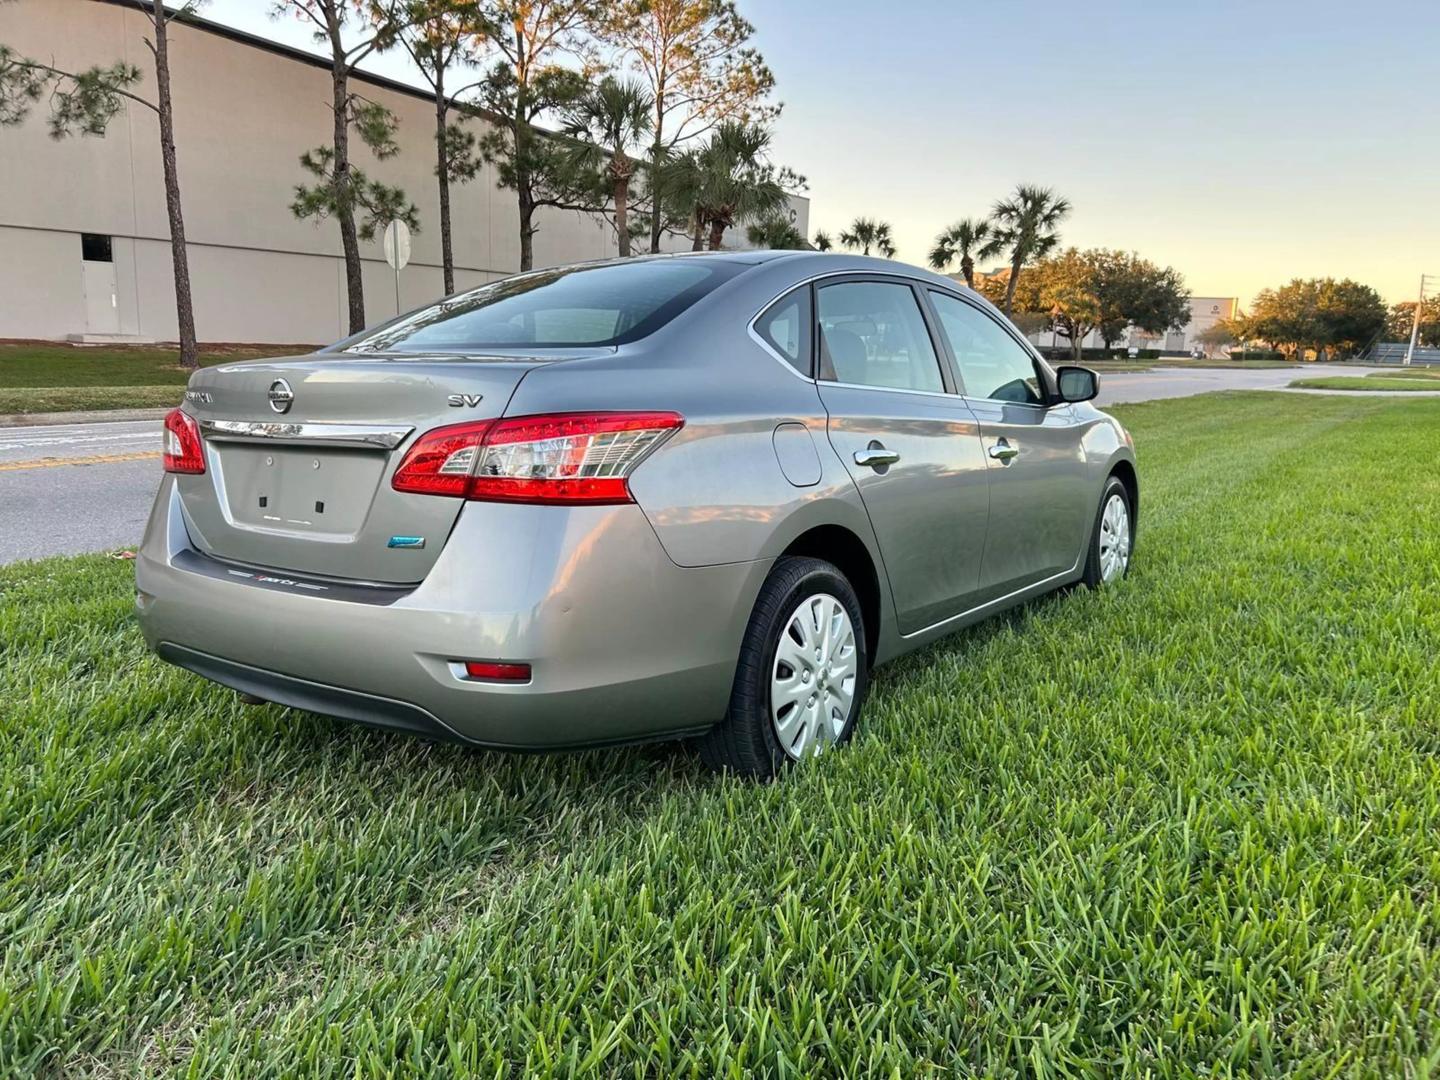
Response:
[499, 263, 885, 573]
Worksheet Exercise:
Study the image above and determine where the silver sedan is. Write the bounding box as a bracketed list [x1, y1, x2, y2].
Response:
[136, 252, 1136, 778]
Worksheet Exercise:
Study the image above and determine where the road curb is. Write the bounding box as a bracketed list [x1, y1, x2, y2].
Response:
[0, 407, 170, 428]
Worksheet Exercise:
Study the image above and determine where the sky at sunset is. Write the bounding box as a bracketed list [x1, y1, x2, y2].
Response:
[207, 0, 1440, 307]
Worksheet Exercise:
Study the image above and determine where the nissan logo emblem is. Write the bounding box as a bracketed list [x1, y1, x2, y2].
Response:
[268, 378, 294, 414]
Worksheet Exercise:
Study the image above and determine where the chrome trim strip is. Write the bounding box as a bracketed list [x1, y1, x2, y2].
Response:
[826, 380, 961, 401]
[958, 394, 1048, 411]
[746, 270, 985, 401]
[747, 269, 874, 385]
[899, 559, 1083, 642]
[198, 419, 414, 450]
[746, 322, 816, 383]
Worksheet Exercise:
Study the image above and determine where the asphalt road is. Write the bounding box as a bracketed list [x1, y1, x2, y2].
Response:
[1, 420, 161, 564]
[0, 365, 1408, 565]
[1094, 363, 1390, 406]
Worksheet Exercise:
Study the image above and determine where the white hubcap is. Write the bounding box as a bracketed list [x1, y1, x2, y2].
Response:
[771, 593, 858, 760]
[1098, 492, 1131, 583]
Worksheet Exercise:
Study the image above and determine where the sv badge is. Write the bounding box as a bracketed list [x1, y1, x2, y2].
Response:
[447, 393, 484, 408]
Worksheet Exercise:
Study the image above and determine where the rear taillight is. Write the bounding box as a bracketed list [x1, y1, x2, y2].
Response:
[390, 420, 493, 497]
[392, 411, 682, 504]
[162, 408, 205, 474]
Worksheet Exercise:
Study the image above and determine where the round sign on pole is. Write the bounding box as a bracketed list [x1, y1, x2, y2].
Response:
[383, 219, 411, 271]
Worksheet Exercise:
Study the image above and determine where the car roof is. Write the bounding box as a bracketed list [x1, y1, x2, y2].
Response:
[510, 250, 994, 315]
[546, 249, 958, 276]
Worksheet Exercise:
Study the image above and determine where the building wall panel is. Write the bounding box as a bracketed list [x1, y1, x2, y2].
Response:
[0, 0, 810, 345]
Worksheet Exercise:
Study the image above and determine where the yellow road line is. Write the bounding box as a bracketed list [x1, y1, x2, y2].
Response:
[0, 451, 161, 472]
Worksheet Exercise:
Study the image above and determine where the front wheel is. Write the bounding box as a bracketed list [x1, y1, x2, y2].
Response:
[698, 557, 869, 779]
[1081, 475, 1134, 588]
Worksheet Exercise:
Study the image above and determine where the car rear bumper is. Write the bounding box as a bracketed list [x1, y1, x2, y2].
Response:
[135, 479, 770, 749]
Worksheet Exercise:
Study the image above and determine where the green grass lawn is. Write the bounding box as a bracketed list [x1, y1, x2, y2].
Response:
[1363, 368, 1440, 381]
[3, 392, 1440, 1076]
[1290, 375, 1440, 391]
[0, 343, 313, 415]
[0, 385, 187, 414]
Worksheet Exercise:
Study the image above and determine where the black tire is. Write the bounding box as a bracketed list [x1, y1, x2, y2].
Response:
[698, 556, 869, 779]
[1080, 474, 1134, 588]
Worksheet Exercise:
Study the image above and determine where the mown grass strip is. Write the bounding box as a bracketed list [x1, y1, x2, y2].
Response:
[0, 344, 313, 389]
[0, 386, 185, 415]
[0, 343, 314, 416]
[1290, 376, 1440, 392]
[1364, 368, 1440, 381]
[2, 391, 1439, 1077]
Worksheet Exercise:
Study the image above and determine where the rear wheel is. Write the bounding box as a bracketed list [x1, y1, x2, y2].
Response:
[698, 557, 869, 779]
[1081, 475, 1133, 587]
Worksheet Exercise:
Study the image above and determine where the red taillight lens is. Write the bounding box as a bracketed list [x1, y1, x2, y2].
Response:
[462, 661, 531, 682]
[391, 412, 682, 504]
[162, 408, 205, 474]
[391, 420, 493, 497]
[472, 411, 683, 504]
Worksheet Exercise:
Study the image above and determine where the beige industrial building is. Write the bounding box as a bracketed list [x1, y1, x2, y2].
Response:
[0, 0, 808, 346]
[1028, 296, 1240, 356]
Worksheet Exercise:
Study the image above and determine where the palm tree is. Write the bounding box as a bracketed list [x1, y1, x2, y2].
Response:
[813, 229, 833, 252]
[746, 214, 806, 249]
[980, 184, 1072, 315]
[662, 121, 792, 251]
[562, 77, 653, 258]
[838, 217, 896, 258]
[928, 218, 992, 289]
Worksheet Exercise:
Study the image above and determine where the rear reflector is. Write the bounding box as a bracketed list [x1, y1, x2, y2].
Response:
[462, 661, 531, 682]
[162, 408, 205, 474]
[392, 411, 682, 504]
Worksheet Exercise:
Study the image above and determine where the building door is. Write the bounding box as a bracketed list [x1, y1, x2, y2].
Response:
[81, 234, 120, 335]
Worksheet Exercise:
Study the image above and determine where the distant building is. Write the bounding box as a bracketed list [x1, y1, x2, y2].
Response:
[952, 270, 1238, 356]
[0, 0, 808, 346]
[1122, 297, 1239, 356]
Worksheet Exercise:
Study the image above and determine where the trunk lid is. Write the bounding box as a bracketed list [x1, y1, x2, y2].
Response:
[175, 352, 561, 583]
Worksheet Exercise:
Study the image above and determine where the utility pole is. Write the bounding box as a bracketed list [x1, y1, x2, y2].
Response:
[1404, 273, 1437, 366]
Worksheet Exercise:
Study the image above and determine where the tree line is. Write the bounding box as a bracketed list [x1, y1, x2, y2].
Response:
[0, 0, 796, 365]
[1218, 279, 1387, 361]
[919, 188, 1188, 361]
[0, 0, 1406, 369]
[812, 194, 1394, 363]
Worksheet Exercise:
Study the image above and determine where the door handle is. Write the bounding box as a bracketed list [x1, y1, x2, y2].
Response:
[988, 439, 1019, 462]
[854, 444, 900, 468]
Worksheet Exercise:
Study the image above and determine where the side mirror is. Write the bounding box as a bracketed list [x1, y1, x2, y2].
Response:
[1055, 365, 1099, 404]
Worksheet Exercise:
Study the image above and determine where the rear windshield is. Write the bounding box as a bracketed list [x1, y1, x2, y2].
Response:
[347, 259, 747, 352]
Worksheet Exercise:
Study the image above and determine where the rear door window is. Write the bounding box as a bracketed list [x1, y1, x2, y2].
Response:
[816, 281, 945, 393]
[349, 259, 748, 352]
